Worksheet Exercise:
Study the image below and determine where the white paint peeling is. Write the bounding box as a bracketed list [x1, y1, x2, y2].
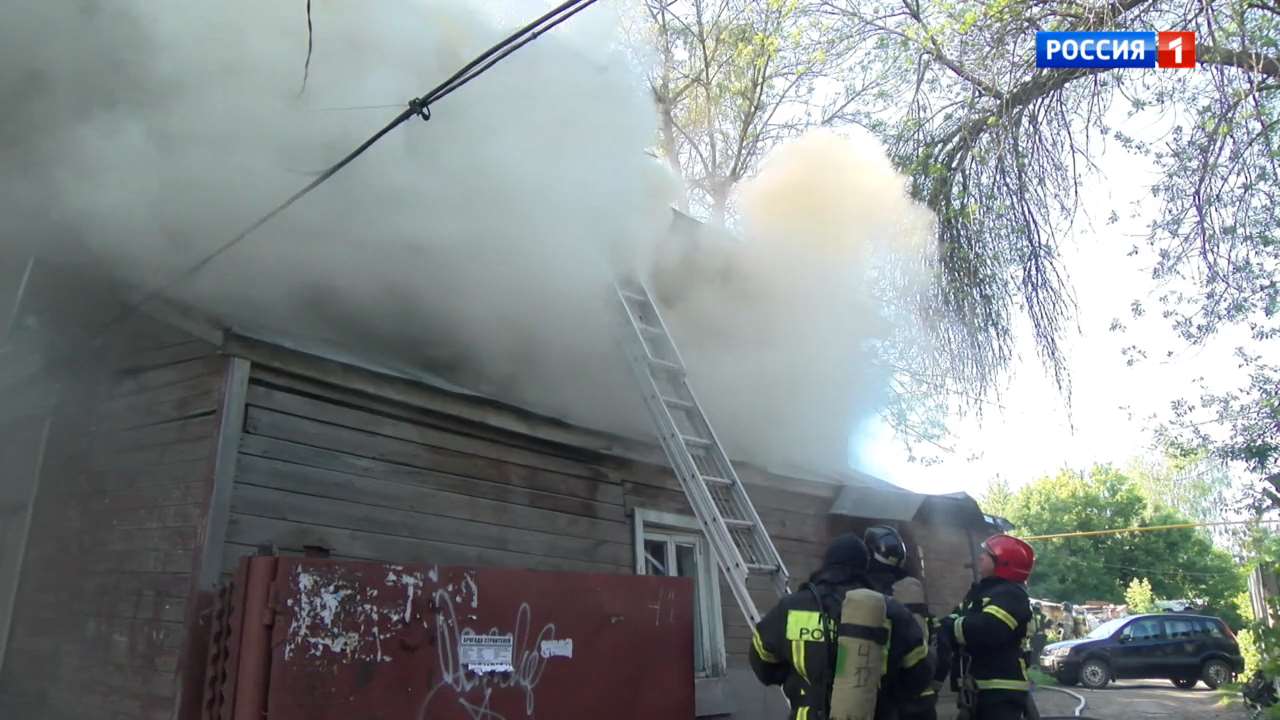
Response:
[285, 567, 426, 665]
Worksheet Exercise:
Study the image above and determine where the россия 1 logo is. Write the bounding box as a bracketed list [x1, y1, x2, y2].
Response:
[1036, 31, 1196, 69]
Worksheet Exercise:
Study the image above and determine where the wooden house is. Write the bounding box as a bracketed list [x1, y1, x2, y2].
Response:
[0, 258, 999, 719]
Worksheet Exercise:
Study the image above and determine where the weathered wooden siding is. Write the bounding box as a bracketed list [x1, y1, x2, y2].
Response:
[218, 360, 838, 680]
[0, 323, 225, 720]
[911, 518, 980, 617]
[223, 367, 635, 579]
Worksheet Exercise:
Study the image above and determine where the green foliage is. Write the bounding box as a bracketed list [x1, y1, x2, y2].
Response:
[995, 464, 1246, 622]
[1240, 626, 1263, 675]
[820, 0, 1280, 419]
[1125, 577, 1157, 614]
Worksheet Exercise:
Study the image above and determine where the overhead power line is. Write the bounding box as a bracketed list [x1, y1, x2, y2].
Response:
[1020, 518, 1280, 541]
[75, 0, 601, 349]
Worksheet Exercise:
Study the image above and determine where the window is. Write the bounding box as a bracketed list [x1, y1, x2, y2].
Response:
[633, 509, 726, 677]
[1164, 618, 1196, 639]
[1122, 618, 1164, 642]
[1198, 619, 1226, 638]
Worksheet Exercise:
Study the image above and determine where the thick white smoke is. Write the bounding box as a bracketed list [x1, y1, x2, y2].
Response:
[653, 129, 936, 473]
[2, 1, 935, 476]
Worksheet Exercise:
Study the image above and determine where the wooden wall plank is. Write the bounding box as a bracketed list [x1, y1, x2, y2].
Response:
[112, 340, 217, 372]
[242, 408, 622, 505]
[229, 484, 630, 567]
[246, 384, 609, 481]
[109, 356, 226, 398]
[95, 388, 221, 431]
[224, 514, 627, 575]
[236, 454, 627, 543]
[250, 370, 617, 466]
[93, 416, 219, 454]
[90, 438, 216, 470]
[238, 435, 623, 522]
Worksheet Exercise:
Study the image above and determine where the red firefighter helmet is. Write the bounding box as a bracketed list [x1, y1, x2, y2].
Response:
[982, 534, 1035, 583]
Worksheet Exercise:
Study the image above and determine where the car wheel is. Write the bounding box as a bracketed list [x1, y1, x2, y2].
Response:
[1172, 677, 1198, 689]
[1056, 673, 1079, 687]
[1080, 659, 1110, 689]
[1202, 659, 1232, 689]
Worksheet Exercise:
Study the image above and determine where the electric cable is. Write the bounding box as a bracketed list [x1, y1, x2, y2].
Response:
[47, 0, 600, 355]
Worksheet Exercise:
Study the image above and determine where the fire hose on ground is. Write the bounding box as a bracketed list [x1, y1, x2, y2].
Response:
[1035, 682, 1095, 720]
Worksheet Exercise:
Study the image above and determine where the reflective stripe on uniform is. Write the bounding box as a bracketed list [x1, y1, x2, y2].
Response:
[793, 640, 809, 683]
[753, 629, 780, 663]
[954, 616, 966, 645]
[883, 618, 892, 674]
[786, 610, 827, 641]
[797, 706, 810, 720]
[983, 604, 1018, 631]
[976, 678, 1030, 691]
[903, 641, 928, 668]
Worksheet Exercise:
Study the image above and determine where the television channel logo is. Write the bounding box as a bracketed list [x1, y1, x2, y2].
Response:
[1036, 31, 1196, 69]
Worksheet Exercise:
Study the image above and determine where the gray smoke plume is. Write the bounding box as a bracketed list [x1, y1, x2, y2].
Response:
[1, 0, 936, 477]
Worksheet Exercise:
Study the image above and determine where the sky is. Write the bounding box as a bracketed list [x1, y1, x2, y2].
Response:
[858, 112, 1258, 499]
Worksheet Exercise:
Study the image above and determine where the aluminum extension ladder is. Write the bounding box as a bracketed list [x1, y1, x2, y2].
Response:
[614, 277, 790, 625]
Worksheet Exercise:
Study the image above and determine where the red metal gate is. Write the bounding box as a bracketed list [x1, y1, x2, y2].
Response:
[202, 557, 695, 720]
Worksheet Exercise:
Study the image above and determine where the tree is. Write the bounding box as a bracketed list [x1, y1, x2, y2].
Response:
[820, 0, 1280, 394]
[1000, 465, 1245, 622]
[1125, 577, 1157, 614]
[640, 0, 846, 222]
[980, 475, 1015, 518]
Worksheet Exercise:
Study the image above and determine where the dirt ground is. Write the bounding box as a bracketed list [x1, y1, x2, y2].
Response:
[933, 681, 1248, 719]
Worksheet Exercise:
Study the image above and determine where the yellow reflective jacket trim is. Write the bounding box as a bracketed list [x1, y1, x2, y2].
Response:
[797, 706, 810, 720]
[983, 604, 1018, 631]
[786, 610, 827, 642]
[954, 616, 966, 645]
[753, 628, 780, 664]
[903, 642, 928, 668]
[793, 640, 809, 683]
[883, 618, 893, 674]
[977, 678, 1030, 691]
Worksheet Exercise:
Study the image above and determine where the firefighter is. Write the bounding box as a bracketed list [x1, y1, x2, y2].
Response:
[750, 533, 933, 720]
[1059, 603, 1075, 640]
[1029, 604, 1048, 660]
[865, 525, 909, 594]
[942, 534, 1036, 720]
[1021, 603, 1044, 671]
[864, 526, 945, 720]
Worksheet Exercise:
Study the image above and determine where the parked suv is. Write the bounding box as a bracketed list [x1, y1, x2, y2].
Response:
[1040, 613, 1243, 690]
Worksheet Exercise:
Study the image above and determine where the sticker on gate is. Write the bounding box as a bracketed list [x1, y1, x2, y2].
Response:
[459, 630, 515, 673]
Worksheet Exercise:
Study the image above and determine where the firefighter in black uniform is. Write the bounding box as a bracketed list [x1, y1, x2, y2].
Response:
[942, 534, 1036, 720]
[750, 533, 933, 720]
[864, 525, 909, 594]
[863, 526, 945, 720]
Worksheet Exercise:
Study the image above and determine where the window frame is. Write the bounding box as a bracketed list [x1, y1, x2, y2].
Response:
[633, 508, 727, 678]
[1122, 618, 1166, 642]
[1162, 617, 1197, 640]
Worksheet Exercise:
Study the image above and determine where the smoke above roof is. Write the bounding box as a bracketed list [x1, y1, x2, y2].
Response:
[1, 0, 936, 477]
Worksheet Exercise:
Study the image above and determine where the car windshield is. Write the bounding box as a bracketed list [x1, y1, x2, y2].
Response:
[1085, 617, 1129, 639]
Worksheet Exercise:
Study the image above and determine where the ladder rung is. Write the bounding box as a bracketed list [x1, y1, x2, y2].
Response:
[701, 474, 733, 486]
[681, 435, 712, 448]
[660, 395, 694, 410]
[620, 290, 649, 305]
[723, 518, 754, 529]
[648, 357, 683, 373]
[637, 322, 664, 335]
[746, 563, 779, 574]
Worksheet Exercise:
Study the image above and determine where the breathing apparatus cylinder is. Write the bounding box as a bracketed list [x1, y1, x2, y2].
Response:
[829, 588, 888, 720]
[891, 576, 929, 637]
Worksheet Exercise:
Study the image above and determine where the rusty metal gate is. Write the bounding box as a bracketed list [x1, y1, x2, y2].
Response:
[202, 557, 695, 720]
